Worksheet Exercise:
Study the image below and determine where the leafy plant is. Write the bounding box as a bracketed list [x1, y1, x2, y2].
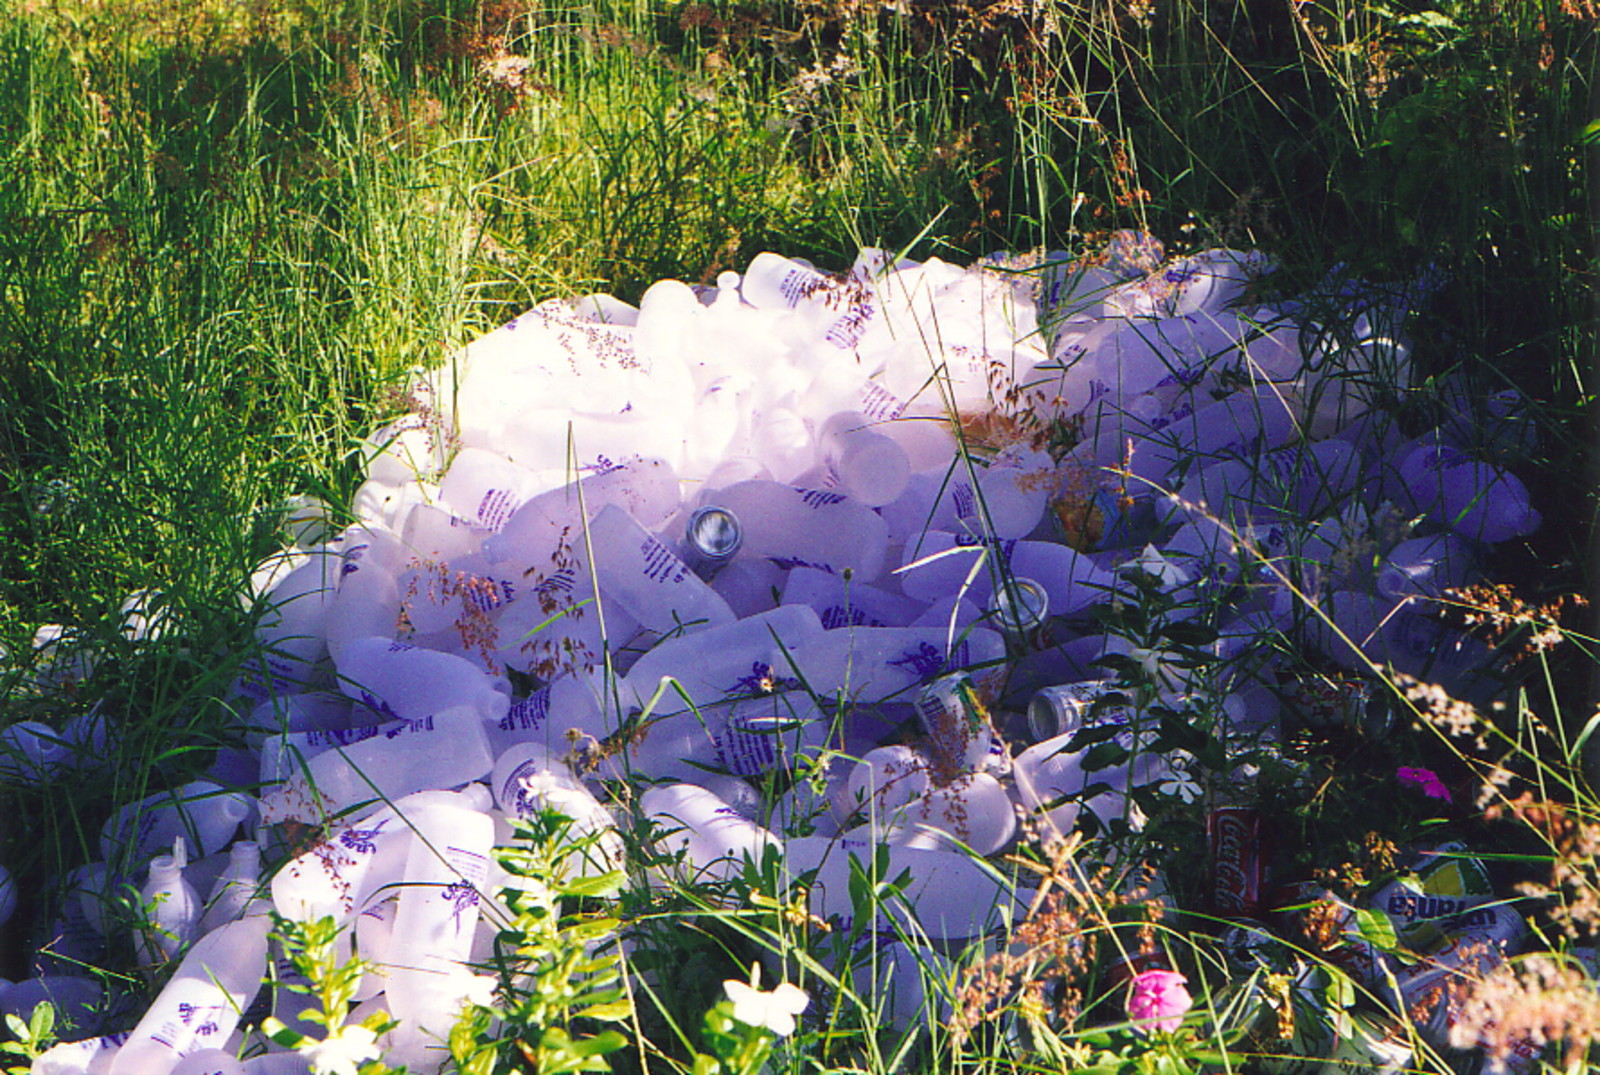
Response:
[451, 807, 632, 1075]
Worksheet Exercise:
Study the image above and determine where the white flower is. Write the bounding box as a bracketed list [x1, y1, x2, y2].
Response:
[723, 964, 810, 1037]
[302, 1023, 382, 1075]
[1156, 750, 1203, 804]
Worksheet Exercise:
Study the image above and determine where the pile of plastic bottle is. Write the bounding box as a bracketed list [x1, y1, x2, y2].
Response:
[6, 231, 1554, 1074]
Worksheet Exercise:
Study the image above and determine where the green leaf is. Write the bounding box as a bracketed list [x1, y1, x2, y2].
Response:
[562, 873, 625, 899]
[576, 999, 633, 1022]
[261, 1017, 309, 1049]
[1352, 907, 1399, 951]
[27, 1002, 54, 1043]
[1579, 118, 1600, 145]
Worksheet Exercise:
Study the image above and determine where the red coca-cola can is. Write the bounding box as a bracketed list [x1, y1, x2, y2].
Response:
[1208, 806, 1265, 917]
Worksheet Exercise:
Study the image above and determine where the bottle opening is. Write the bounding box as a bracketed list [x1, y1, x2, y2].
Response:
[988, 576, 1049, 635]
[687, 506, 743, 561]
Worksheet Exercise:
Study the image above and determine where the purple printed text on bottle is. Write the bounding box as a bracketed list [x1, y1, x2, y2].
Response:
[500, 692, 550, 732]
[823, 302, 876, 349]
[476, 488, 519, 531]
[799, 489, 848, 508]
[859, 382, 907, 421]
[638, 536, 689, 586]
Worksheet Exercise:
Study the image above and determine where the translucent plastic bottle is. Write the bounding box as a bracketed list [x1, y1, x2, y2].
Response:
[438, 446, 548, 532]
[897, 532, 1115, 616]
[253, 548, 341, 684]
[1011, 732, 1170, 836]
[818, 410, 911, 507]
[258, 705, 493, 826]
[843, 745, 932, 828]
[605, 693, 831, 783]
[1395, 439, 1540, 544]
[882, 772, 1017, 855]
[108, 915, 270, 1075]
[0, 719, 68, 783]
[585, 503, 737, 635]
[381, 799, 494, 1071]
[618, 604, 823, 716]
[100, 781, 254, 864]
[136, 846, 201, 965]
[334, 636, 511, 724]
[641, 783, 782, 885]
[780, 566, 920, 630]
[787, 624, 1007, 705]
[703, 480, 890, 579]
[779, 834, 1025, 943]
[490, 743, 623, 877]
[197, 841, 262, 935]
[480, 456, 683, 577]
[170, 1049, 246, 1075]
[1376, 533, 1478, 601]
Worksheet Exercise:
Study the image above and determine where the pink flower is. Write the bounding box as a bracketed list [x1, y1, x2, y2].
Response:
[1397, 766, 1452, 803]
[1126, 968, 1191, 1034]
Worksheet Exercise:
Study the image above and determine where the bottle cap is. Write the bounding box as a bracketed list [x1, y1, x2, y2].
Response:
[686, 506, 743, 563]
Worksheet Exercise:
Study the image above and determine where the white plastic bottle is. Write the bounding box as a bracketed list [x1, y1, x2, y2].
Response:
[101, 781, 253, 866]
[0, 720, 68, 783]
[704, 480, 890, 579]
[585, 503, 737, 635]
[780, 566, 920, 630]
[818, 410, 911, 507]
[334, 636, 511, 724]
[258, 705, 493, 825]
[170, 1049, 246, 1075]
[843, 745, 932, 828]
[779, 835, 1026, 944]
[438, 446, 548, 531]
[136, 846, 201, 965]
[617, 604, 823, 716]
[490, 742, 623, 877]
[197, 841, 262, 935]
[379, 800, 494, 1070]
[641, 783, 782, 885]
[882, 772, 1017, 855]
[108, 915, 271, 1075]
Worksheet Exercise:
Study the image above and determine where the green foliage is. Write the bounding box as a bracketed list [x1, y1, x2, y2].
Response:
[265, 915, 406, 1075]
[453, 807, 632, 1075]
[0, 1003, 57, 1074]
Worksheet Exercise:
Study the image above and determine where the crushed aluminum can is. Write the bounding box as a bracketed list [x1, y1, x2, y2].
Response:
[1367, 842, 1495, 950]
[1221, 918, 1294, 978]
[1281, 884, 1387, 985]
[1282, 672, 1392, 735]
[1386, 903, 1527, 1051]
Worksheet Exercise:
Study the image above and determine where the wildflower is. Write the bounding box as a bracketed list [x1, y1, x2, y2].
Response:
[723, 963, 809, 1037]
[1126, 968, 1191, 1034]
[1397, 766, 1452, 803]
[302, 1022, 382, 1075]
[1156, 753, 1203, 803]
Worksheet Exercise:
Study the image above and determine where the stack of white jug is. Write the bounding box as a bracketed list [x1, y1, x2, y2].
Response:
[21, 232, 1548, 1072]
